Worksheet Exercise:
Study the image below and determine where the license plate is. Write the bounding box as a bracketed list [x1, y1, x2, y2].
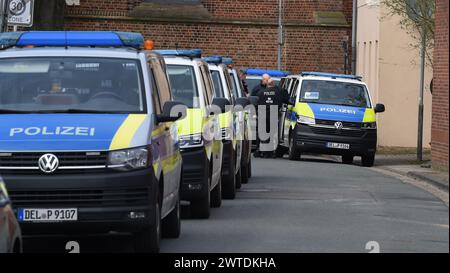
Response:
[18, 208, 78, 222]
[326, 142, 350, 150]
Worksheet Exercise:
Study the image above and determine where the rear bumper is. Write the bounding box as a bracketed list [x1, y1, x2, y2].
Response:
[179, 148, 209, 201]
[294, 124, 377, 156]
[2, 169, 157, 235]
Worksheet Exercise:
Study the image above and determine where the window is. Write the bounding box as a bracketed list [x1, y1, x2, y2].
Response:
[211, 70, 224, 98]
[0, 57, 145, 113]
[167, 65, 200, 108]
[299, 80, 371, 108]
[150, 58, 172, 107]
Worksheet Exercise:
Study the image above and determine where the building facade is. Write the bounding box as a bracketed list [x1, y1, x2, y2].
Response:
[356, 0, 433, 148]
[63, 0, 353, 74]
[432, 0, 449, 170]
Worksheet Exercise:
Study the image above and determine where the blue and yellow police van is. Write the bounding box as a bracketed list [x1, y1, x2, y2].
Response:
[0, 31, 186, 252]
[206, 56, 249, 198]
[278, 72, 385, 167]
[156, 49, 225, 218]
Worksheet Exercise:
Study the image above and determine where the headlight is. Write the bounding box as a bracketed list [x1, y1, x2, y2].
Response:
[297, 115, 316, 125]
[179, 133, 204, 149]
[362, 122, 377, 129]
[108, 147, 149, 171]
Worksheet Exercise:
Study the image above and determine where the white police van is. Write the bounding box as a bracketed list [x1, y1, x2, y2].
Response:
[0, 31, 186, 252]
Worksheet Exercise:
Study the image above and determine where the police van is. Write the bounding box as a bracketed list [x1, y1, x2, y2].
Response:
[0, 31, 186, 252]
[243, 69, 290, 93]
[206, 56, 249, 197]
[228, 66, 255, 184]
[156, 49, 224, 218]
[278, 72, 385, 167]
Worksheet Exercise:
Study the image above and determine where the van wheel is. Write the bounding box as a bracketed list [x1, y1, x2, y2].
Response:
[275, 146, 286, 158]
[342, 155, 354, 164]
[235, 165, 242, 189]
[222, 150, 236, 200]
[162, 197, 181, 238]
[241, 158, 250, 184]
[288, 133, 300, 161]
[248, 158, 252, 178]
[210, 175, 222, 208]
[190, 169, 211, 219]
[361, 153, 375, 167]
[134, 201, 161, 253]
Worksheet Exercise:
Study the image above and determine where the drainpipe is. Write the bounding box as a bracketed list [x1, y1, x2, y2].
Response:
[0, 0, 8, 33]
[351, 0, 358, 75]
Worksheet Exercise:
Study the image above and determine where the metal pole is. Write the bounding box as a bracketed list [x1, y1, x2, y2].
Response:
[351, 0, 357, 75]
[417, 31, 426, 162]
[0, 0, 9, 33]
[277, 0, 283, 70]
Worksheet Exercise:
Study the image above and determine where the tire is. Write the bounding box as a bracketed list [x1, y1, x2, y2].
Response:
[288, 133, 300, 161]
[361, 153, 375, 167]
[275, 146, 285, 158]
[241, 158, 249, 184]
[222, 149, 236, 200]
[248, 157, 252, 178]
[190, 165, 211, 219]
[342, 155, 354, 164]
[162, 197, 181, 238]
[134, 201, 161, 253]
[210, 175, 222, 208]
[235, 165, 242, 189]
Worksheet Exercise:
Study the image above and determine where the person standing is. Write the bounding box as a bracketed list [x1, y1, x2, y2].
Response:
[251, 73, 270, 97]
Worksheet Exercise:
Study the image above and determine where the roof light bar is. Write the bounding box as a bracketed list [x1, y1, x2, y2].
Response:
[222, 57, 233, 65]
[0, 31, 144, 49]
[155, 49, 203, 58]
[203, 56, 223, 65]
[244, 69, 291, 77]
[301, 72, 362, 81]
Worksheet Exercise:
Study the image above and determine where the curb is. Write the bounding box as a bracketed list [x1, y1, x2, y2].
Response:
[407, 172, 449, 193]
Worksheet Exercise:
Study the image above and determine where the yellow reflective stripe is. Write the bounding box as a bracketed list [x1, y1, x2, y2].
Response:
[363, 108, 376, 123]
[109, 114, 147, 150]
[152, 124, 167, 137]
[294, 102, 315, 119]
[177, 108, 204, 137]
[160, 152, 182, 173]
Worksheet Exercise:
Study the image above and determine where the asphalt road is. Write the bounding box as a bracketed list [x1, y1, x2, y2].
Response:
[23, 155, 449, 253]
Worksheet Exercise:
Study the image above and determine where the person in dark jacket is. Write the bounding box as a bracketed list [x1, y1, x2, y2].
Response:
[250, 73, 271, 97]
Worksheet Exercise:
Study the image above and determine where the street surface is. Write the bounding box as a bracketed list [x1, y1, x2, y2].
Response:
[24, 156, 449, 253]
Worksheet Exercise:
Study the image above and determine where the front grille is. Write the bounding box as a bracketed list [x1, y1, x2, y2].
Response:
[315, 119, 362, 129]
[310, 126, 366, 138]
[9, 187, 149, 208]
[0, 152, 108, 175]
[183, 169, 203, 184]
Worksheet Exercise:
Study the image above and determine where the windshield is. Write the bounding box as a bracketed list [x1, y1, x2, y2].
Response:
[299, 80, 371, 108]
[0, 57, 145, 114]
[211, 70, 224, 98]
[167, 65, 200, 108]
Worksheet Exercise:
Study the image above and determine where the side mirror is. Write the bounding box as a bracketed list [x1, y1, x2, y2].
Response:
[236, 97, 250, 108]
[0, 182, 11, 208]
[288, 97, 296, 106]
[374, 103, 385, 113]
[248, 96, 259, 106]
[211, 97, 231, 114]
[156, 101, 187, 123]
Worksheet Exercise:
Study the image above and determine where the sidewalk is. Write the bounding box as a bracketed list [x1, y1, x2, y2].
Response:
[372, 154, 449, 192]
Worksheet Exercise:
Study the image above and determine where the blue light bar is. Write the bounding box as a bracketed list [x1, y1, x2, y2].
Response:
[154, 49, 202, 58]
[222, 57, 233, 65]
[244, 69, 290, 77]
[301, 72, 362, 81]
[0, 31, 144, 49]
[203, 56, 223, 65]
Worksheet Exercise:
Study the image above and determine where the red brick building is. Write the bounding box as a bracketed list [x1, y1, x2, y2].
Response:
[432, 0, 449, 170]
[64, 0, 353, 74]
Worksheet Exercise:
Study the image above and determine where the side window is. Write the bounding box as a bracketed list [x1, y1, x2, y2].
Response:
[148, 67, 162, 115]
[199, 65, 211, 105]
[290, 80, 299, 98]
[150, 58, 172, 107]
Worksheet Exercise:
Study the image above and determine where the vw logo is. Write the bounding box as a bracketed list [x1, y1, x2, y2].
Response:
[38, 154, 60, 174]
[334, 122, 344, 130]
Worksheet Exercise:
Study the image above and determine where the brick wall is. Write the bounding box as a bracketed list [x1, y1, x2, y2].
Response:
[432, 0, 449, 169]
[64, 0, 352, 74]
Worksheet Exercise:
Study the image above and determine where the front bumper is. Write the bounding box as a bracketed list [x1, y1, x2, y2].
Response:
[2, 169, 156, 235]
[294, 124, 377, 156]
[179, 148, 209, 201]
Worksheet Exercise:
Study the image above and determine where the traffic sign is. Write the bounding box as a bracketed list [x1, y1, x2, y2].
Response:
[7, 0, 34, 27]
